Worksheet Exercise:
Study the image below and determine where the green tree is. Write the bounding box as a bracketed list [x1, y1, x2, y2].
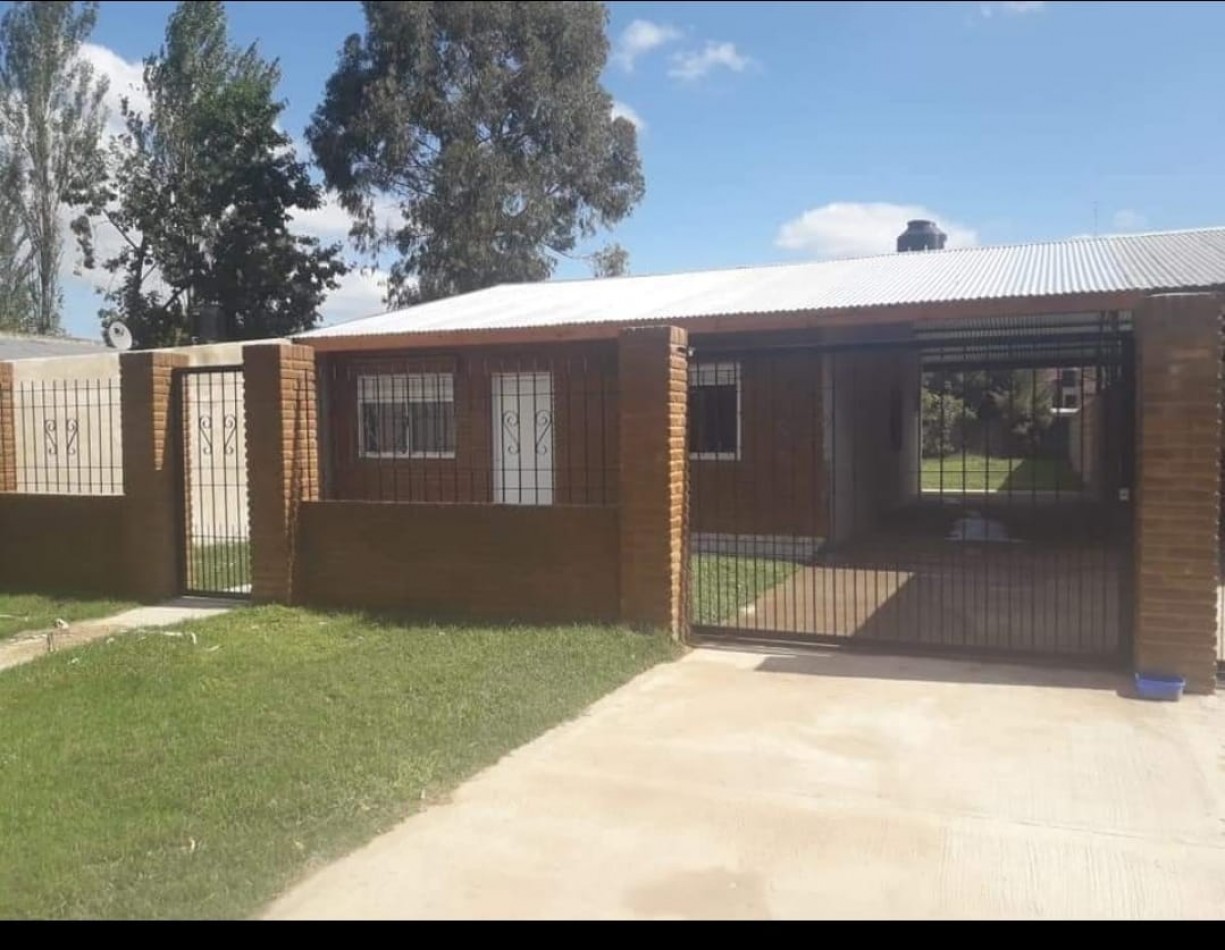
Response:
[0, 156, 35, 331]
[0, 0, 109, 334]
[589, 242, 630, 278]
[921, 386, 966, 458]
[307, 1, 644, 304]
[76, 1, 346, 348]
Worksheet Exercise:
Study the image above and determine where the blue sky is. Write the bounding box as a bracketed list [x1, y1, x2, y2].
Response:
[30, 0, 1225, 337]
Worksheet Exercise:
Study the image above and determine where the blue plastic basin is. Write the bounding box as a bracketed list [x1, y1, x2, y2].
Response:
[1134, 672, 1186, 702]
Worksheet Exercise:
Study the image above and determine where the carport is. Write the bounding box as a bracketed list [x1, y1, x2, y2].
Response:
[690, 311, 1134, 663]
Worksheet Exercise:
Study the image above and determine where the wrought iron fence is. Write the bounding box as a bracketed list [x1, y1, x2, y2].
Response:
[687, 315, 1135, 662]
[322, 348, 618, 506]
[0, 377, 123, 495]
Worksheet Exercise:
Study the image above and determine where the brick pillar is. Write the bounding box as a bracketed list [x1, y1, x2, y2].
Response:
[618, 326, 689, 635]
[121, 350, 189, 602]
[244, 342, 319, 604]
[0, 362, 15, 492]
[1134, 293, 1222, 694]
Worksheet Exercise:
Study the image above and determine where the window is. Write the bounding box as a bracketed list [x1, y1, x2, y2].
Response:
[688, 362, 740, 460]
[358, 374, 456, 459]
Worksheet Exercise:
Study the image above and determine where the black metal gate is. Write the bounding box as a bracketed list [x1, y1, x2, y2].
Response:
[687, 313, 1134, 664]
[176, 366, 250, 598]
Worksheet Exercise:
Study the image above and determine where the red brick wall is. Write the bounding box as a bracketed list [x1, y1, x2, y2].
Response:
[689, 351, 825, 537]
[120, 351, 188, 602]
[0, 362, 14, 493]
[1134, 293, 1221, 694]
[0, 495, 126, 594]
[325, 343, 618, 505]
[294, 501, 619, 622]
[618, 326, 688, 634]
[245, 343, 319, 604]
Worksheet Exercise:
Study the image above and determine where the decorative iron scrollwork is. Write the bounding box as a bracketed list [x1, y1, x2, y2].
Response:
[534, 410, 553, 456]
[502, 411, 521, 456]
[222, 414, 239, 456]
[43, 418, 57, 458]
[199, 415, 214, 456]
[65, 418, 79, 458]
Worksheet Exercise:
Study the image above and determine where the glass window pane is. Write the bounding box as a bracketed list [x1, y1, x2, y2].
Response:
[688, 382, 737, 455]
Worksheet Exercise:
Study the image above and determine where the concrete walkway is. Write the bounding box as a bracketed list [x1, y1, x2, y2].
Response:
[265, 647, 1225, 920]
[0, 597, 238, 673]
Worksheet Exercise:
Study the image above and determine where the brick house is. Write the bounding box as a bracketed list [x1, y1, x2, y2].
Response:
[2, 226, 1221, 693]
[293, 225, 1225, 691]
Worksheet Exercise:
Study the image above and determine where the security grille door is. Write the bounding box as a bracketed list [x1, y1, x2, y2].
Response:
[492, 372, 555, 506]
[177, 366, 251, 597]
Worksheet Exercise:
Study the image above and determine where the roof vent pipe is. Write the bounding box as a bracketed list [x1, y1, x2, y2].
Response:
[897, 219, 947, 253]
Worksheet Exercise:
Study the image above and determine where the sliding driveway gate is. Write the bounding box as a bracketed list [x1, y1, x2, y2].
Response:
[687, 314, 1135, 663]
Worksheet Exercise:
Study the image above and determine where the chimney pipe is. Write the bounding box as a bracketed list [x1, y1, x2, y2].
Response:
[897, 219, 947, 253]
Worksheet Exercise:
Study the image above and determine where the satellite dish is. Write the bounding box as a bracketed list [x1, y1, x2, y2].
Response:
[104, 320, 133, 351]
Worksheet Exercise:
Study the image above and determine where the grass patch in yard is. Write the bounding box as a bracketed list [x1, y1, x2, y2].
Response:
[690, 554, 799, 626]
[0, 606, 679, 919]
[920, 455, 1083, 493]
[188, 539, 251, 593]
[0, 592, 137, 641]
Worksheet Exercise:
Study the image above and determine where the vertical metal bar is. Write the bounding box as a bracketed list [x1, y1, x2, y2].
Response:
[1030, 364, 1038, 653]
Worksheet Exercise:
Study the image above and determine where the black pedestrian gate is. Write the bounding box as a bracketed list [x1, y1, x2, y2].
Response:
[686, 313, 1135, 664]
[175, 365, 251, 597]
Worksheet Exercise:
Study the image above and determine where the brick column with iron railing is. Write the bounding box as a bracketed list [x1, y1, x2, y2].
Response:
[121, 350, 189, 602]
[244, 342, 319, 604]
[1134, 292, 1222, 693]
[0, 362, 15, 493]
[618, 325, 689, 636]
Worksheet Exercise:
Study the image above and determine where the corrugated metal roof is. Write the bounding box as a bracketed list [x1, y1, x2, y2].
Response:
[301, 227, 1225, 341]
[0, 332, 107, 360]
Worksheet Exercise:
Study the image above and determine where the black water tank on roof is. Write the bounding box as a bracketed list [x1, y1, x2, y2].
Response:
[897, 219, 947, 253]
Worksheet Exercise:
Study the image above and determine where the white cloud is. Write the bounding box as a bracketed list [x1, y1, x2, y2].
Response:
[78, 42, 148, 137]
[1111, 209, 1147, 232]
[668, 41, 753, 82]
[613, 19, 681, 72]
[318, 267, 391, 325]
[610, 100, 646, 133]
[980, 1, 1046, 17]
[776, 202, 978, 260]
[290, 195, 357, 244]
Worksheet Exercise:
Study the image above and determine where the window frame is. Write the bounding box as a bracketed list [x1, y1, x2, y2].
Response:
[356, 372, 457, 460]
[687, 361, 742, 462]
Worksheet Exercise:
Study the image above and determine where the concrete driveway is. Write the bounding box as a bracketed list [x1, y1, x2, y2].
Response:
[264, 647, 1225, 920]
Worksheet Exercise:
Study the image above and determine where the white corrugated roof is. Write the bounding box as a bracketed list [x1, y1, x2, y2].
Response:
[301, 227, 1225, 340]
[0, 332, 107, 360]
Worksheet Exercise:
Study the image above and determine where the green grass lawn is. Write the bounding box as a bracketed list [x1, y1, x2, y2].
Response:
[0, 592, 138, 641]
[0, 606, 678, 919]
[188, 539, 251, 593]
[920, 455, 1083, 493]
[690, 554, 799, 626]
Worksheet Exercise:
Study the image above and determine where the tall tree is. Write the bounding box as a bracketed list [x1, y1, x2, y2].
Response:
[0, 1, 108, 334]
[76, 1, 346, 348]
[0, 155, 35, 331]
[307, 1, 644, 304]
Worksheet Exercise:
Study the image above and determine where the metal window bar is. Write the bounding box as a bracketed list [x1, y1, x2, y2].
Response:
[327, 348, 617, 507]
